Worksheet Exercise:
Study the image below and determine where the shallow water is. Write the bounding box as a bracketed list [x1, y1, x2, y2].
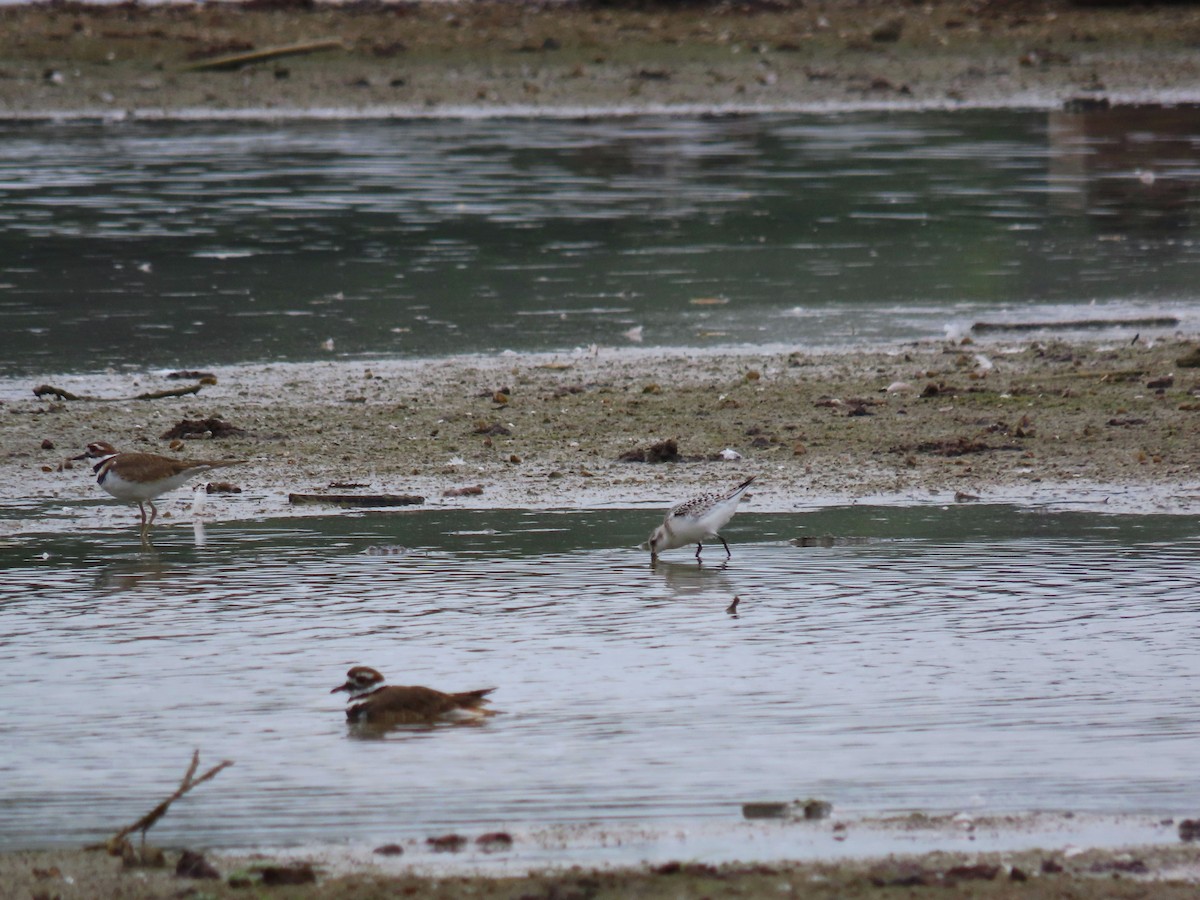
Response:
[5, 106, 1200, 376]
[2, 504, 1199, 852]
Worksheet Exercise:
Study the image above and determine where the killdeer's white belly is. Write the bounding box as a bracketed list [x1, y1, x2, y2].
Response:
[100, 469, 199, 503]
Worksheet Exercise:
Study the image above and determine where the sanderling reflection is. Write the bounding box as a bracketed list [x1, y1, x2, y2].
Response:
[641, 475, 756, 562]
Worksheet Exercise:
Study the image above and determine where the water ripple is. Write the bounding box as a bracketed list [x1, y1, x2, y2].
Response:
[1, 506, 1199, 848]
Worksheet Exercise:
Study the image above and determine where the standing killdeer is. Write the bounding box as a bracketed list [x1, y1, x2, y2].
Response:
[641, 475, 756, 562]
[73, 440, 245, 530]
[331, 666, 497, 726]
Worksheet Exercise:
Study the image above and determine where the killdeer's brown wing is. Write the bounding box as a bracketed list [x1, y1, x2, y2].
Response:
[107, 452, 244, 479]
[349, 685, 495, 724]
[186, 457, 247, 470]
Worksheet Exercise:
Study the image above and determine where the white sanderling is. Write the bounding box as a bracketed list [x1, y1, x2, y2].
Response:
[641, 475, 756, 562]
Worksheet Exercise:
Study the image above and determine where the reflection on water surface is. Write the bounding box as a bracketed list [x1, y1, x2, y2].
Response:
[2, 504, 1199, 850]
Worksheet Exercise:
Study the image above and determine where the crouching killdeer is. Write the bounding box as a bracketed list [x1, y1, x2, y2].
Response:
[74, 440, 245, 531]
[331, 666, 497, 727]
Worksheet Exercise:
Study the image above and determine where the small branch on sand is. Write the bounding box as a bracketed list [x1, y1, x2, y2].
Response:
[134, 384, 203, 400]
[32, 383, 204, 402]
[184, 38, 346, 72]
[32, 384, 84, 401]
[87, 750, 233, 859]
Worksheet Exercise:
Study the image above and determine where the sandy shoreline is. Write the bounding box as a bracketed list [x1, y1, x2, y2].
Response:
[5, 0, 1200, 119]
[6, 812, 1200, 898]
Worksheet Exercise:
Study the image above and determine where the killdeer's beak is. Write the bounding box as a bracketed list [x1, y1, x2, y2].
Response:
[71, 451, 89, 461]
[331, 683, 351, 694]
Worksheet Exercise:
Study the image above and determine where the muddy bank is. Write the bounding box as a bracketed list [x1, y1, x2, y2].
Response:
[6, 817, 1200, 898]
[4, 0, 1200, 118]
[4, 335, 1200, 536]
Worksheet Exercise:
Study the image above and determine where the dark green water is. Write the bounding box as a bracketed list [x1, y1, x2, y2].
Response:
[3, 107, 1200, 376]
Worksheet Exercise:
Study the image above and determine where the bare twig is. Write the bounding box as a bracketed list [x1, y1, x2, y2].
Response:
[134, 384, 203, 400]
[32, 383, 205, 402]
[32, 384, 84, 401]
[184, 38, 346, 72]
[88, 750, 234, 854]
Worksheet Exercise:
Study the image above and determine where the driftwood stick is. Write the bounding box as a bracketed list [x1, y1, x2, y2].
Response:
[184, 38, 346, 72]
[33, 384, 85, 401]
[89, 750, 234, 853]
[135, 384, 203, 400]
[32, 383, 204, 402]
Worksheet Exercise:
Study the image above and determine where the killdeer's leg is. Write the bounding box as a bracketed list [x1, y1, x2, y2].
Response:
[717, 534, 732, 558]
[137, 502, 147, 525]
[147, 500, 158, 526]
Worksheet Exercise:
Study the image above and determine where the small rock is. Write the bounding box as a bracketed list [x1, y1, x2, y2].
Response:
[617, 438, 679, 463]
[475, 831, 513, 852]
[945, 863, 1000, 882]
[871, 16, 904, 42]
[259, 863, 316, 886]
[175, 849, 220, 880]
[1176, 347, 1200, 368]
[427, 833, 467, 852]
[160, 417, 246, 440]
[165, 370, 216, 381]
[40, 438, 55, 450]
[742, 802, 791, 819]
[373, 843, 405, 856]
[803, 799, 833, 820]
[1179, 819, 1200, 841]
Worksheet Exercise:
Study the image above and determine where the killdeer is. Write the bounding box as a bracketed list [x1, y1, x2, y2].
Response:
[73, 440, 245, 529]
[641, 475, 756, 562]
[331, 666, 497, 726]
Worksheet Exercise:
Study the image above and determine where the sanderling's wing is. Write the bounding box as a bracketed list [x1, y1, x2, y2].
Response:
[670, 491, 719, 519]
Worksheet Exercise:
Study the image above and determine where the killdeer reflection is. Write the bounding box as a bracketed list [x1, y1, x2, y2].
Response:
[331, 666, 497, 727]
[641, 475, 756, 562]
[74, 440, 245, 531]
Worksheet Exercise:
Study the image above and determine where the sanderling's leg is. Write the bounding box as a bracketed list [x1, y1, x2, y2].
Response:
[718, 534, 732, 558]
[694, 542, 703, 560]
